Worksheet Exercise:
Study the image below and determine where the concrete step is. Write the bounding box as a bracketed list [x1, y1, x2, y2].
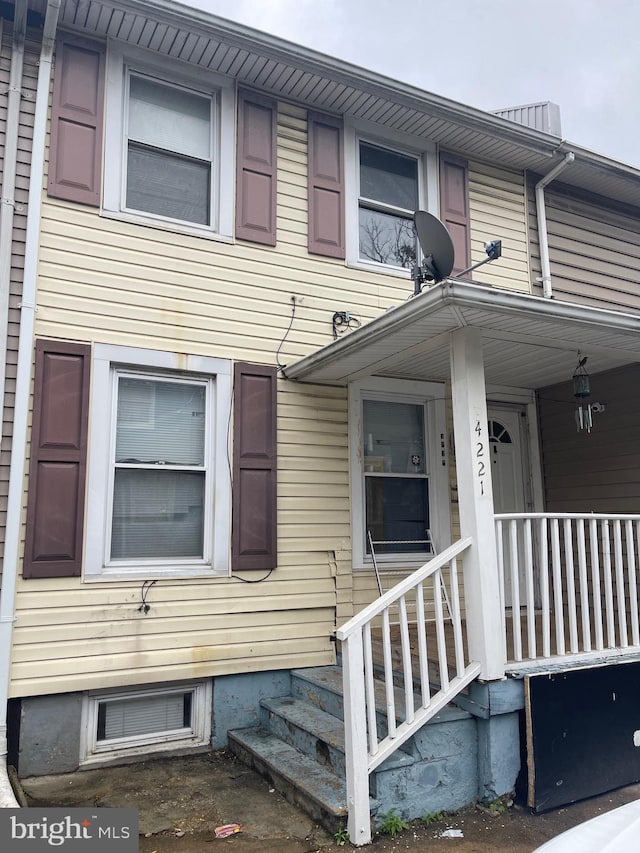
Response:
[292, 664, 446, 742]
[227, 726, 379, 834]
[261, 695, 415, 779]
[291, 665, 345, 719]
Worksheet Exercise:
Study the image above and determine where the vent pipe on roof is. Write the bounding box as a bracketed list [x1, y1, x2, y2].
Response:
[535, 151, 575, 298]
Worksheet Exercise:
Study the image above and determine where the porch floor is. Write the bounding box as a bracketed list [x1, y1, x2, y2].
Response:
[364, 610, 640, 683]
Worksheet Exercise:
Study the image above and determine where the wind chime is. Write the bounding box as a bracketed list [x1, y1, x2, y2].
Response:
[573, 353, 592, 432]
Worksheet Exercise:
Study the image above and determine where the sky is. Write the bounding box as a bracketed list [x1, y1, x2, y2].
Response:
[187, 0, 640, 169]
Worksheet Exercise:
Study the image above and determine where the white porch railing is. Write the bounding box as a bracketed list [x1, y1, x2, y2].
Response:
[335, 538, 481, 846]
[495, 513, 640, 666]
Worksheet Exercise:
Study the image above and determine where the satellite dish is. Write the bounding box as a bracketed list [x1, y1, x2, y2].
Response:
[412, 211, 455, 294]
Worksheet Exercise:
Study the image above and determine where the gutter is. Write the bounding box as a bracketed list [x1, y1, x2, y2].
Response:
[117, 0, 563, 158]
[535, 151, 575, 298]
[0, 0, 61, 808]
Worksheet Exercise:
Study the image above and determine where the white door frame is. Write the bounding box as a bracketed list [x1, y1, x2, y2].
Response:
[487, 386, 544, 514]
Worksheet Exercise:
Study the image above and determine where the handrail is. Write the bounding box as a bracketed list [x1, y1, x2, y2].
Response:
[336, 537, 473, 641]
[495, 512, 640, 520]
[337, 536, 477, 845]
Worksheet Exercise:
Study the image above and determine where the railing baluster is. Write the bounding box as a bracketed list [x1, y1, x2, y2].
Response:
[563, 518, 579, 653]
[496, 519, 504, 607]
[539, 517, 551, 658]
[576, 518, 591, 652]
[496, 518, 507, 659]
[588, 518, 604, 651]
[602, 519, 616, 648]
[363, 622, 379, 756]
[449, 556, 465, 678]
[550, 518, 565, 656]
[433, 570, 449, 691]
[398, 596, 414, 724]
[626, 521, 639, 647]
[381, 608, 396, 739]
[613, 520, 628, 647]
[509, 519, 522, 661]
[415, 582, 431, 708]
[524, 518, 536, 660]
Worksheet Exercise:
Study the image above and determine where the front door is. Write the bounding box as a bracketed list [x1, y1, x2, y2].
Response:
[488, 405, 530, 606]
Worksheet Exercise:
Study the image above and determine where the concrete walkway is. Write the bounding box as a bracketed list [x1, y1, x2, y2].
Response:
[18, 750, 640, 852]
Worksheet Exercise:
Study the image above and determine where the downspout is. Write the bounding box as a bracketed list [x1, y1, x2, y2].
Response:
[0, 0, 61, 807]
[535, 150, 575, 298]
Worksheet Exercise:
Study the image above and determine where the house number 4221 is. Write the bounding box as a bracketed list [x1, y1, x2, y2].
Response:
[475, 420, 486, 496]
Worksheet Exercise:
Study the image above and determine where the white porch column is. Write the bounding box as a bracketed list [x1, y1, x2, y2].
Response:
[450, 327, 505, 681]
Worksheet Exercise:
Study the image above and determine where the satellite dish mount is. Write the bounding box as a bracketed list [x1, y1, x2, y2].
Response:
[412, 210, 503, 296]
[412, 211, 454, 295]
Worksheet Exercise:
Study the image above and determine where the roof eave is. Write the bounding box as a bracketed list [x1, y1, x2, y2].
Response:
[285, 281, 640, 385]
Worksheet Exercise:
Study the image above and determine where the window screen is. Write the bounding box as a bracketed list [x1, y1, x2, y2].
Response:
[358, 141, 418, 268]
[110, 375, 207, 561]
[126, 74, 213, 225]
[363, 399, 430, 554]
[97, 691, 193, 741]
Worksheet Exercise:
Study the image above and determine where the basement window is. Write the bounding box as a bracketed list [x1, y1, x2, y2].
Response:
[80, 682, 212, 766]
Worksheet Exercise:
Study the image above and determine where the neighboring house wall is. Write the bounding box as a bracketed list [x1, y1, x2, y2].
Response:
[538, 364, 640, 513]
[528, 183, 640, 310]
[0, 24, 39, 584]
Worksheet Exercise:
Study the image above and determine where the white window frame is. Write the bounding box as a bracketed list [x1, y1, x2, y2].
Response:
[103, 41, 235, 239]
[79, 680, 212, 767]
[344, 119, 438, 275]
[349, 377, 450, 569]
[84, 345, 231, 580]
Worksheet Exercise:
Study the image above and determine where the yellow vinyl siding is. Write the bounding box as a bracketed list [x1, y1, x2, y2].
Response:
[469, 161, 530, 292]
[16, 100, 519, 695]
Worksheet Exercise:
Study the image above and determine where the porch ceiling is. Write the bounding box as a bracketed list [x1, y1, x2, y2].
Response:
[285, 281, 640, 390]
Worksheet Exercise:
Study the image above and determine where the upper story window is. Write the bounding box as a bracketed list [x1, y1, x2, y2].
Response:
[358, 141, 419, 269]
[103, 42, 234, 238]
[125, 74, 214, 226]
[345, 123, 438, 274]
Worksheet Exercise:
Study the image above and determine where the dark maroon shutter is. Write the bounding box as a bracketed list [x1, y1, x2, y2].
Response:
[48, 34, 105, 206]
[308, 112, 345, 258]
[439, 151, 471, 275]
[23, 341, 90, 579]
[236, 90, 277, 245]
[232, 363, 277, 570]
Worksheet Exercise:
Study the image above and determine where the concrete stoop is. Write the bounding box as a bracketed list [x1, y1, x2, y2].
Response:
[227, 665, 479, 833]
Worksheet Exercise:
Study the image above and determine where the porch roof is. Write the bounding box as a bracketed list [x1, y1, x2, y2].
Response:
[285, 280, 640, 390]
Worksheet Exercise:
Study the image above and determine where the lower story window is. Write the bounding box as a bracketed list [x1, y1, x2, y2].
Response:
[85, 346, 232, 579]
[363, 399, 430, 554]
[350, 378, 450, 568]
[80, 681, 212, 765]
[110, 372, 209, 562]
